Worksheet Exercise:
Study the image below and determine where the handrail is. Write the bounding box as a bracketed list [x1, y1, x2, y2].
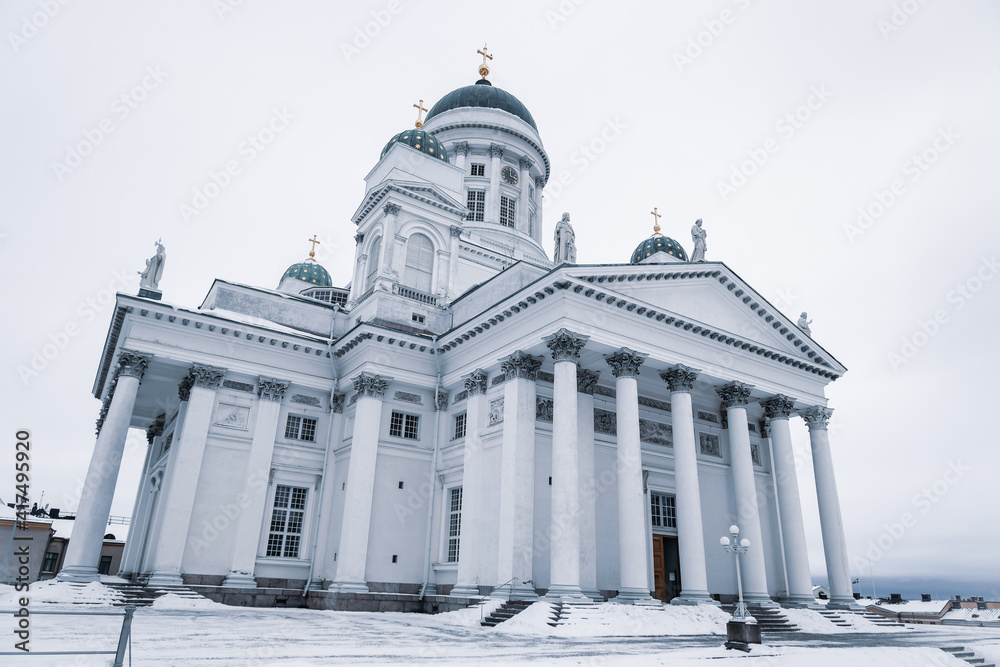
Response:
[0, 604, 136, 666]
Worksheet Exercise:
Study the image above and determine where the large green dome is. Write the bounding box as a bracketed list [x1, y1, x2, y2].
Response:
[281, 260, 333, 287]
[424, 79, 538, 131]
[630, 234, 689, 263]
[380, 128, 449, 162]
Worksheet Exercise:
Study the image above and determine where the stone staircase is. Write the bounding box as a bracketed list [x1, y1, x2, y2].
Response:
[853, 608, 903, 626]
[547, 599, 603, 627]
[101, 581, 208, 607]
[480, 600, 534, 627]
[720, 604, 800, 632]
[940, 646, 996, 666]
[817, 608, 854, 628]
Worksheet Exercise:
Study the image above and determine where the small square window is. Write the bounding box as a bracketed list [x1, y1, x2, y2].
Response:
[470, 163, 485, 176]
[453, 413, 467, 439]
[412, 313, 426, 324]
[389, 411, 420, 440]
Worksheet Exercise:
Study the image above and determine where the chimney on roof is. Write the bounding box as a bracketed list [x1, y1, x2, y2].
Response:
[921, 594, 931, 602]
[978, 599, 988, 611]
[889, 593, 903, 603]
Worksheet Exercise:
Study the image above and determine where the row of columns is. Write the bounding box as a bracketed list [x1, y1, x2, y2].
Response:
[446, 329, 853, 607]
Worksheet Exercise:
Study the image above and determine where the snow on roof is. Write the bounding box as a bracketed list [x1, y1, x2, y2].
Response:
[944, 607, 1000, 623]
[866, 599, 951, 614]
[200, 307, 330, 341]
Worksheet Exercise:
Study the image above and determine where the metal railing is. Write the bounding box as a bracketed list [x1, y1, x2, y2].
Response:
[0, 605, 136, 666]
[393, 284, 438, 305]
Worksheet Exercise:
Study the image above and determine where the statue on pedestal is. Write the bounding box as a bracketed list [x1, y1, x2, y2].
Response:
[553, 212, 577, 264]
[797, 312, 813, 336]
[690, 219, 707, 262]
[139, 239, 166, 291]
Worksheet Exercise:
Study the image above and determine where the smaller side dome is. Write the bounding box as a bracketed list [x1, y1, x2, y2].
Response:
[281, 261, 333, 287]
[381, 129, 449, 162]
[630, 235, 689, 263]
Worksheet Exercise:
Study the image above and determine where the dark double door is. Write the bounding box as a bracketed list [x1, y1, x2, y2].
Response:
[652, 535, 682, 602]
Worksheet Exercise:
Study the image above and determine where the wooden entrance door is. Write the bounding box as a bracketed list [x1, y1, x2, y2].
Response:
[653, 536, 682, 602]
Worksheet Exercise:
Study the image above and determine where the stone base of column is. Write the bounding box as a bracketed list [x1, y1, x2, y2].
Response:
[778, 594, 818, 608]
[581, 587, 605, 603]
[743, 592, 778, 607]
[826, 595, 860, 610]
[146, 571, 185, 588]
[543, 584, 588, 602]
[506, 584, 539, 601]
[329, 580, 371, 594]
[611, 587, 659, 605]
[449, 584, 482, 597]
[56, 566, 100, 583]
[221, 573, 258, 588]
[670, 590, 720, 606]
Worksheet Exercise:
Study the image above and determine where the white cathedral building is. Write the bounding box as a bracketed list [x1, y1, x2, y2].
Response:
[60, 52, 856, 612]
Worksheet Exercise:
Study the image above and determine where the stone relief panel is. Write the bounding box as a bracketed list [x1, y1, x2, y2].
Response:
[639, 419, 673, 447]
[638, 396, 672, 412]
[594, 408, 617, 436]
[699, 432, 721, 457]
[697, 411, 719, 423]
[214, 403, 250, 430]
[751, 442, 762, 466]
[535, 397, 553, 422]
[488, 398, 504, 426]
[291, 394, 321, 407]
[394, 391, 422, 405]
[223, 380, 254, 393]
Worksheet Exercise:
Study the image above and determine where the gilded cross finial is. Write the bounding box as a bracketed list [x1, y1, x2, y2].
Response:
[650, 207, 662, 234]
[307, 234, 321, 261]
[413, 99, 428, 129]
[477, 43, 493, 79]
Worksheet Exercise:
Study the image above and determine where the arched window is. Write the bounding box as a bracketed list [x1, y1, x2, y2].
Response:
[366, 236, 381, 290]
[404, 233, 434, 293]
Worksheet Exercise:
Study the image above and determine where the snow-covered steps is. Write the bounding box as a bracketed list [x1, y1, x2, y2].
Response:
[940, 646, 996, 667]
[817, 608, 854, 628]
[854, 608, 903, 626]
[102, 581, 209, 607]
[720, 604, 800, 632]
[481, 600, 534, 627]
[547, 600, 602, 627]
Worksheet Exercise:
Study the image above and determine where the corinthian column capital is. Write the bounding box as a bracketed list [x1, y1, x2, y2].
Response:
[761, 394, 795, 420]
[500, 351, 543, 381]
[543, 328, 589, 362]
[660, 364, 698, 393]
[117, 350, 152, 380]
[604, 348, 647, 378]
[463, 369, 487, 396]
[489, 143, 505, 159]
[352, 372, 389, 399]
[716, 381, 754, 408]
[801, 406, 833, 431]
[257, 377, 290, 402]
[189, 363, 226, 390]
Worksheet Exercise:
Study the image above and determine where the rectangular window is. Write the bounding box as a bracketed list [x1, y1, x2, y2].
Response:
[466, 190, 485, 221]
[98, 555, 113, 575]
[470, 163, 485, 176]
[42, 552, 59, 573]
[284, 415, 317, 442]
[500, 195, 516, 228]
[453, 413, 467, 439]
[266, 485, 307, 558]
[650, 493, 677, 529]
[447, 487, 462, 563]
[389, 411, 420, 440]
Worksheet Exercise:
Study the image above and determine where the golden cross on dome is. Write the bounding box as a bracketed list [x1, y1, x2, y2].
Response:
[650, 207, 662, 234]
[477, 43, 493, 79]
[307, 234, 321, 261]
[413, 99, 428, 128]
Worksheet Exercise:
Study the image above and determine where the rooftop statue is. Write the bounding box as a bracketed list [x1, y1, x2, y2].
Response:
[690, 219, 707, 262]
[797, 312, 813, 336]
[139, 239, 166, 291]
[553, 212, 577, 264]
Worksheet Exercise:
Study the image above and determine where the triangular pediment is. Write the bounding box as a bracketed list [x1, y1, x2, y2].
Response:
[351, 181, 466, 224]
[566, 263, 845, 373]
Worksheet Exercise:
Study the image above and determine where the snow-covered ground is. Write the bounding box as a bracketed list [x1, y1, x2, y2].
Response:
[3, 583, 999, 666]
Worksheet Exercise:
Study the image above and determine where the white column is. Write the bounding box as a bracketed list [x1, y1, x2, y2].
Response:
[605, 347, 654, 603]
[452, 370, 488, 597]
[221, 376, 289, 588]
[517, 156, 533, 235]
[717, 382, 771, 604]
[761, 395, 814, 606]
[485, 143, 504, 223]
[330, 373, 389, 592]
[59, 350, 151, 583]
[577, 368, 600, 601]
[660, 365, 714, 604]
[453, 141, 468, 172]
[380, 203, 401, 281]
[533, 176, 545, 244]
[802, 406, 855, 609]
[447, 226, 462, 299]
[148, 364, 226, 587]
[313, 393, 344, 584]
[119, 417, 164, 577]
[541, 330, 589, 599]
[496, 352, 541, 598]
[349, 233, 366, 303]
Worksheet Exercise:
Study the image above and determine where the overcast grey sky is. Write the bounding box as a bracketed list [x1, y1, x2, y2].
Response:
[1, 1, 997, 597]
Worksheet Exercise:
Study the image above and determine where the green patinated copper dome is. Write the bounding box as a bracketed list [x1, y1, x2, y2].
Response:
[281, 260, 333, 287]
[630, 234, 689, 263]
[425, 79, 538, 131]
[380, 129, 449, 162]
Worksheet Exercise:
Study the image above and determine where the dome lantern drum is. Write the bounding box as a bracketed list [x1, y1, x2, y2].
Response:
[380, 129, 449, 162]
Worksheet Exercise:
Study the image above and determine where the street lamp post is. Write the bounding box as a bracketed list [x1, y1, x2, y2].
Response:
[721, 525, 760, 650]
